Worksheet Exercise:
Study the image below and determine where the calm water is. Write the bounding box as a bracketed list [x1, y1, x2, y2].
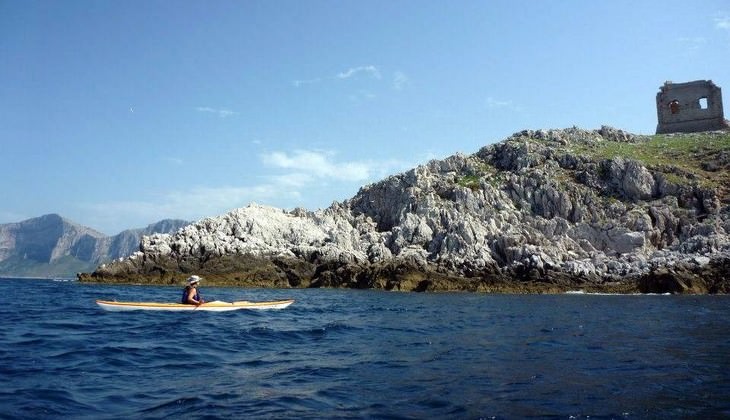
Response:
[1, 279, 728, 419]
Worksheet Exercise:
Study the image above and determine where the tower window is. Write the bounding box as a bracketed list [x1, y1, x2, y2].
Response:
[699, 97, 708, 109]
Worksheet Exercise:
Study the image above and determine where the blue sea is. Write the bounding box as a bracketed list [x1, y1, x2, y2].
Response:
[1, 278, 729, 419]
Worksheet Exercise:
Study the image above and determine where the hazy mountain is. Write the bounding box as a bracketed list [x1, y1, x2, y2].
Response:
[0, 214, 189, 278]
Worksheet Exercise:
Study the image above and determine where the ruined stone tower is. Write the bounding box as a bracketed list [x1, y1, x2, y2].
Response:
[656, 80, 729, 134]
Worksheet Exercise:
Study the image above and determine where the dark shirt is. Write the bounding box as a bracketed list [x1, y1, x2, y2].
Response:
[182, 286, 201, 304]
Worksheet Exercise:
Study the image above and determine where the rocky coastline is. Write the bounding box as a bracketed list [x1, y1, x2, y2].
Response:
[78, 127, 730, 294]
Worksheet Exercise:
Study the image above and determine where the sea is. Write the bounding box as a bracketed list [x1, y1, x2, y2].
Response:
[0, 278, 728, 419]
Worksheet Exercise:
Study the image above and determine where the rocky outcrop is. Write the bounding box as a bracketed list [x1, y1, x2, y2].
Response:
[80, 127, 730, 293]
[0, 215, 189, 277]
[99, 219, 192, 262]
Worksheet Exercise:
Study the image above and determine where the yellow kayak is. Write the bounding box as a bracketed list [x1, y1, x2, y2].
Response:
[96, 299, 294, 312]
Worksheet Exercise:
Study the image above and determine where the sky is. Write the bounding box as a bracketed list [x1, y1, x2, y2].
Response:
[1, 1, 729, 235]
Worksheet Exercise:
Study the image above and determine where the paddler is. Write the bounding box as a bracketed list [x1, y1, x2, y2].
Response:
[182, 275, 205, 305]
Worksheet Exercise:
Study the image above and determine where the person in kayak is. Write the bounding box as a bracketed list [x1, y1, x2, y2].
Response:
[182, 275, 205, 305]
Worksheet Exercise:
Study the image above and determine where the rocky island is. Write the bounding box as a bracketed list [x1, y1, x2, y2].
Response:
[78, 127, 730, 294]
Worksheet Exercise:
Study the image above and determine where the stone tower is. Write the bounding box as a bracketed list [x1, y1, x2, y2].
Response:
[655, 80, 729, 134]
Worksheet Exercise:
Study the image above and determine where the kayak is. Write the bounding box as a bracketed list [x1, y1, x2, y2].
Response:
[96, 299, 294, 312]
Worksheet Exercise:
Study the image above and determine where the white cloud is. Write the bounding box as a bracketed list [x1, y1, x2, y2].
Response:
[393, 71, 409, 90]
[293, 66, 402, 93]
[269, 173, 314, 188]
[349, 90, 377, 102]
[292, 78, 322, 87]
[162, 156, 184, 165]
[486, 97, 510, 108]
[678, 36, 707, 52]
[82, 183, 287, 232]
[486, 97, 523, 112]
[165, 185, 281, 212]
[195, 106, 237, 118]
[715, 13, 730, 31]
[337, 65, 382, 80]
[261, 149, 372, 181]
[80, 149, 414, 234]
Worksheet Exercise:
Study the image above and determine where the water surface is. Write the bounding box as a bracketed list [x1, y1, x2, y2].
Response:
[1, 278, 728, 418]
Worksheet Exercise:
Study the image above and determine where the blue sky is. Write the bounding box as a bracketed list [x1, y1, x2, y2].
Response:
[1, 1, 729, 235]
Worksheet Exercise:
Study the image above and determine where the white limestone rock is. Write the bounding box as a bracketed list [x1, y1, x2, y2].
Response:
[109, 127, 730, 285]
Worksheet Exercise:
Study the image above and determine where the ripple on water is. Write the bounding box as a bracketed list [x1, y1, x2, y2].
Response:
[1, 281, 730, 418]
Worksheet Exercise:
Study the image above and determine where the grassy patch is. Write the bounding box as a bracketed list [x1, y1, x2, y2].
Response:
[455, 160, 501, 191]
[571, 132, 730, 190]
[589, 134, 728, 165]
[457, 174, 481, 191]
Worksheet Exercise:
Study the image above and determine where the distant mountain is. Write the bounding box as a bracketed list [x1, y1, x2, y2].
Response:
[0, 214, 189, 278]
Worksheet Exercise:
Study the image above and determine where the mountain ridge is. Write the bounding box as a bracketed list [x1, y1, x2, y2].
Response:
[0, 215, 189, 277]
[80, 126, 730, 293]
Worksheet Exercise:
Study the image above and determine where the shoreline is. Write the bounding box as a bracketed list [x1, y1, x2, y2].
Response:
[2, 271, 714, 296]
[76, 248, 730, 294]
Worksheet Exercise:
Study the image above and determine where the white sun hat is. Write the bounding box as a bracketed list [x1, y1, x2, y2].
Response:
[188, 275, 202, 285]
